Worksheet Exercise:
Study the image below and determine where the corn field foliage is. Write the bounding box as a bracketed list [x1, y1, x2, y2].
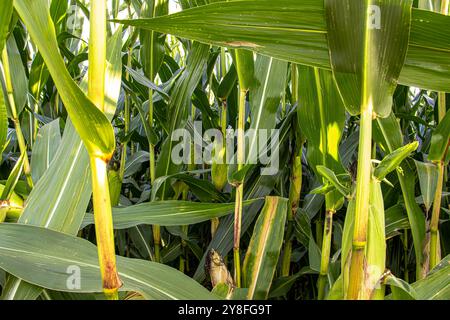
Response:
[0, 0, 449, 300]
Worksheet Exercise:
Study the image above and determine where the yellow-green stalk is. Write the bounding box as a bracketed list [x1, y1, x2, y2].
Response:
[347, 101, 374, 300]
[1, 47, 33, 188]
[429, 161, 445, 269]
[233, 88, 247, 288]
[88, 0, 121, 299]
[232, 49, 253, 287]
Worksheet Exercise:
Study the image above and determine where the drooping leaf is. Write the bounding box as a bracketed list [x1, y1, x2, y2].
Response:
[414, 160, 439, 212]
[123, 150, 149, 178]
[0, 150, 25, 201]
[0, 1, 13, 53]
[1, 29, 123, 300]
[316, 166, 350, 199]
[298, 66, 345, 186]
[14, 0, 115, 158]
[325, 0, 412, 117]
[233, 49, 255, 92]
[4, 36, 28, 117]
[385, 204, 410, 239]
[243, 196, 288, 300]
[81, 199, 260, 229]
[374, 141, 419, 180]
[115, 0, 450, 92]
[428, 108, 450, 163]
[0, 223, 215, 300]
[374, 113, 426, 279]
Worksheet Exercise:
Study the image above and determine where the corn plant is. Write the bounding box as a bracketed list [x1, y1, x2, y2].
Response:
[0, 0, 448, 301]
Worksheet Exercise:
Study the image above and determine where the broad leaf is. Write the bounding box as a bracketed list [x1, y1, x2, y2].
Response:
[30, 119, 61, 183]
[116, 0, 450, 92]
[14, 0, 115, 158]
[81, 199, 260, 229]
[325, 0, 412, 117]
[414, 160, 439, 212]
[1, 28, 123, 300]
[0, 223, 215, 300]
[243, 196, 288, 300]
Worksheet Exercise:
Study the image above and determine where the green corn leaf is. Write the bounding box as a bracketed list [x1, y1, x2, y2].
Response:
[385, 274, 417, 300]
[81, 199, 260, 229]
[233, 49, 255, 92]
[385, 204, 410, 239]
[0, 150, 25, 201]
[140, 0, 168, 83]
[374, 113, 426, 279]
[115, 0, 450, 92]
[4, 36, 28, 117]
[193, 174, 279, 282]
[298, 66, 345, 210]
[155, 42, 210, 198]
[412, 255, 450, 299]
[152, 170, 228, 203]
[13, 0, 115, 158]
[192, 113, 294, 282]
[30, 119, 61, 184]
[0, 1, 12, 53]
[339, 178, 386, 299]
[125, 66, 170, 102]
[386, 255, 450, 300]
[0, 223, 215, 299]
[414, 160, 440, 213]
[28, 53, 49, 102]
[217, 64, 237, 100]
[325, 0, 412, 117]
[365, 178, 386, 300]
[0, 83, 7, 156]
[374, 141, 419, 181]
[243, 196, 288, 300]
[1, 28, 123, 300]
[316, 166, 351, 198]
[428, 109, 450, 163]
[247, 55, 287, 164]
[123, 150, 150, 178]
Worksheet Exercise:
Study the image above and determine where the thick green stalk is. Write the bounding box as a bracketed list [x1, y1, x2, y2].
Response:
[1, 47, 33, 188]
[347, 102, 373, 300]
[233, 88, 246, 288]
[429, 161, 444, 269]
[88, 0, 121, 299]
[90, 157, 121, 299]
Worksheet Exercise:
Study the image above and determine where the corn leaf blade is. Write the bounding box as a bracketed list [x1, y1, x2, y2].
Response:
[0, 223, 215, 299]
[243, 196, 288, 300]
[14, 0, 115, 158]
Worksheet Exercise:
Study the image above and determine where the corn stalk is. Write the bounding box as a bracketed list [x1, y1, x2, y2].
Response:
[87, 0, 122, 299]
